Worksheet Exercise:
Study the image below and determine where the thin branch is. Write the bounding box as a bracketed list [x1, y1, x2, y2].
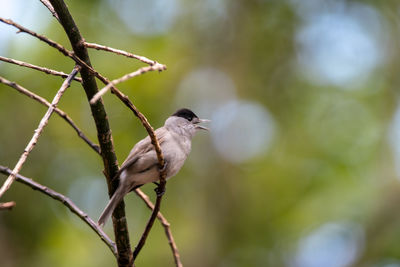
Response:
[84, 42, 163, 66]
[90, 63, 166, 104]
[134, 189, 182, 267]
[0, 76, 100, 154]
[0, 66, 80, 199]
[39, 0, 59, 21]
[0, 165, 117, 256]
[0, 201, 16, 210]
[0, 56, 82, 82]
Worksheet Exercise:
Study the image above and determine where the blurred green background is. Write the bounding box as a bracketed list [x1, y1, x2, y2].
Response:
[1, 0, 400, 266]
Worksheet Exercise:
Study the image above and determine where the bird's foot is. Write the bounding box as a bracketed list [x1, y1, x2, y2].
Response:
[154, 185, 166, 197]
[155, 162, 167, 196]
[158, 162, 168, 173]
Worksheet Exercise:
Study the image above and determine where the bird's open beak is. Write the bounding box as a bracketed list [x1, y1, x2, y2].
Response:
[194, 118, 210, 131]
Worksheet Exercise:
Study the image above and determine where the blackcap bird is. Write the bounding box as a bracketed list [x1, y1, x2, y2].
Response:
[98, 108, 209, 227]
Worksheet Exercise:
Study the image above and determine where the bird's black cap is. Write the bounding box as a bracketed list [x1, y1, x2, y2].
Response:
[172, 108, 199, 121]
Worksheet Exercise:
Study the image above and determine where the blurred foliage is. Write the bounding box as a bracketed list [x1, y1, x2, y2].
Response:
[1, 0, 400, 267]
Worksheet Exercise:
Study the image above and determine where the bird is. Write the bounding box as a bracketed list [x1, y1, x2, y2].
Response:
[98, 108, 209, 227]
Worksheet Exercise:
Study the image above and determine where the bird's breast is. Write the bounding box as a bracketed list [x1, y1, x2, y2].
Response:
[162, 134, 191, 178]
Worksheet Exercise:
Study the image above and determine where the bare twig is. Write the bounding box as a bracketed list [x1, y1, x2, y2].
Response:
[0, 56, 82, 82]
[0, 76, 100, 154]
[0, 201, 16, 210]
[0, 66, 80, 199]
[39, 0, 59, 21]
[0, 165, 117, 256]
[90, 63, 167, 104]
[84, 42, 162, 66]
[134, 189, 182, 267]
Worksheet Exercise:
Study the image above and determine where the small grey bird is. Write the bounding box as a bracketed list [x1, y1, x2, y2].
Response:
[98, 108, 209, 227]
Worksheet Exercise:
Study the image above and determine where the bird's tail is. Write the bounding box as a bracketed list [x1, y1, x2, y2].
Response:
[98, 185, 126, 227]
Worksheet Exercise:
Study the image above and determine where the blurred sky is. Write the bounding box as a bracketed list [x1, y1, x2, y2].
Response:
[1, 0, 400, 267]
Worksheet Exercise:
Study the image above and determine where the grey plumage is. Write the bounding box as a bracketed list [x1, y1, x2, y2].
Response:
[98, 108, 208, 227]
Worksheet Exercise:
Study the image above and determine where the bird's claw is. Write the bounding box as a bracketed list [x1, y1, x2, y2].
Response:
[154, 186, 166, 197]
[158, 162, 167, 173]
[154, 162, 167, 196]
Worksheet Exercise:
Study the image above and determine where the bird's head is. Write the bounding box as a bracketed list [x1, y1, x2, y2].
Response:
[165, 108, 210, 137]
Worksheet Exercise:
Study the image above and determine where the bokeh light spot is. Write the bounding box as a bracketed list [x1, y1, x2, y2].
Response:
[210, 100, 276, 163]
[106, 0, 180, 36]
[292, 222, 364, 267]
[305, 94, 380, 164]
[175, 67, 237, 118]
[0, 0, 51, 54]
[67, 177, 107, 220]
[295, 2, 385, 89]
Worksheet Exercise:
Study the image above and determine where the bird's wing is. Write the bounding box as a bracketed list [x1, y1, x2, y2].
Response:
[119, 127, 168, 173]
